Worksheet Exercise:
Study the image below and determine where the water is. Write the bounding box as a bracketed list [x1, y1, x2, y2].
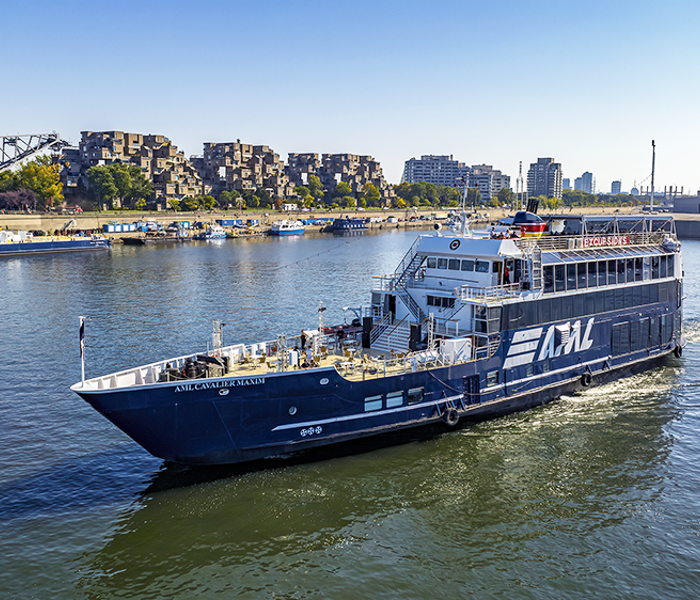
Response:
[1, 231, 700, 599]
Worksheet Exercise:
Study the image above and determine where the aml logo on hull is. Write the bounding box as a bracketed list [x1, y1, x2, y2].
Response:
[503, 318, 594, 369]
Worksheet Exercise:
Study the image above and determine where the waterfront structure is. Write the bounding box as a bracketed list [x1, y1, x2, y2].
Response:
[197, 141, 295, 200]
[527, 158, 563, 199]
[401, 155, 470, 188]
[612, 180, 622, 195]
[60, 131, 208, 208]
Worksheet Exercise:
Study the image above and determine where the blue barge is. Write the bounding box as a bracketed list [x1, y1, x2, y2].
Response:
[0, 232, 112, 256]
[71, 213, 684, 465]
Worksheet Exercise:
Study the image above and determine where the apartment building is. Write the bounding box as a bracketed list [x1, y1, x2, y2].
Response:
[199, 141, 295, 199]
[469, 164, 511, 200]
[286, 153, 394, 203]
[62, 130, 208, 207]
[401, 155, 470, 187]
[527, 157, 563, 199]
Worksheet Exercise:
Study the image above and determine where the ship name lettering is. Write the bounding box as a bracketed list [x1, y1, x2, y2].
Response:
[174, 377, 265, 393]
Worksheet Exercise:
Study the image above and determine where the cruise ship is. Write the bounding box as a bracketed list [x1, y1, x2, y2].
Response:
[71, 211, 684, 465]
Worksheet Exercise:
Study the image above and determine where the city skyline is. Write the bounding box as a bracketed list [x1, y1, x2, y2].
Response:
[3, 0, 699, 194]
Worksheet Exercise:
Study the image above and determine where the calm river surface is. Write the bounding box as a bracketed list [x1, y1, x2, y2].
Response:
[1, 229, 700, 599]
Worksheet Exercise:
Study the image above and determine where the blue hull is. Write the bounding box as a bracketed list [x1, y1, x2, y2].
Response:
[74, 296, 682, 465]
[0, 238, 112, 256]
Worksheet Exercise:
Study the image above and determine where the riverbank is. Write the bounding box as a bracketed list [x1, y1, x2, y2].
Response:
[0, 205, 639, 236]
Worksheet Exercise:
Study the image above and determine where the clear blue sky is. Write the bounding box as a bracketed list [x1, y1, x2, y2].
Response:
[4, 0, 699, 194]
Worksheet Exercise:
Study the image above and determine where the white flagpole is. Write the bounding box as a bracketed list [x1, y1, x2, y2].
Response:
[79, 316, 85, 384]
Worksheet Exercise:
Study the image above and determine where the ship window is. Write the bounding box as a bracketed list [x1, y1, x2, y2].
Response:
[561, 295, 573, 319]
[615, 288, 625, 310]
[573, 294, 585, 317]
[633, 286, 641, 307]
[635, 257, 643, 281]
[641, 285, 650, 305]
[407, 387, 424, 405]
[652, 256, 660, 279]
[427, 257, 437, 268]
[555, 265, 565, 292]
[643, 256, 651, 280]
[660, 255, 667, 278]
[598, 261, 606, 287]
[586, 292, 596, 315]
[587, 262, 597, 288]
[617, 259, 626, 283]
[650, 316, 660, 346]
[620, 322, 630, 354]
[542, 358, 550, 373]
[668, 255, 674, 277]
[626, 258, 634, 282]
[448, 259, 460, 270]
[461, 259, 475, 271]
[386, 391, 403, 408]
[567, 264, 577, 290]
[475, 260, 489, 273]
[605, 290, 615, 312]
[364, 395, 383, 412]
[526, 364, 534, 378]
[650, 283, 659, 303]
[543, 266, 554, 293]
[437, 258, 448, 269]
[608, 260, 617, 285]
[577, 263, 587, 289]
[486, 370, 500, 387]
[539, 298, 551, 323]
[551, 297, 562, 321]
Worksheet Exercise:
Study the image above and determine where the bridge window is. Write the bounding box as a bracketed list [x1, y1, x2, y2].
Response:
[608, 260, 617, 285]
[660, 255, 667, 278]
[578, 263, 587, 289]
[461, 259, 475, 271]
[652, 256, 660, 279]
[427, 257, 437, 268]
[567, 264, 577, 290]
[437, 258, 448, 269]
[667, 255, 674, 277]
[543, 266, 554, 293]
[475, 260, 490, 273]
[617, 259, 626, 284]
[448, 259, 460, 270]
[598, 261, 606, 286]
[555, 265, 566, 292]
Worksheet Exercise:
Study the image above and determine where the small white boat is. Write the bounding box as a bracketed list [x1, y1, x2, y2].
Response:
[194, 224, 227, 240]
[271, 220, 305, 236]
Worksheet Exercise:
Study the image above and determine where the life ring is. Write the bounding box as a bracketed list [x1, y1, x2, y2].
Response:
[674, 345, 683, 358]
[270, 345, 278, 354]
[581, 372, 592, 387]
[443, 408, 459, 427]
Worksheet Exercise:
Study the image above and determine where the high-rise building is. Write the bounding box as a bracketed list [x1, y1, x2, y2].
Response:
[401, 155, 470, 187]
[527, 158, 563, 199]
[469, 164, 511, 200]
[563, 178, 571, 190]
[611, 180, 622, 195]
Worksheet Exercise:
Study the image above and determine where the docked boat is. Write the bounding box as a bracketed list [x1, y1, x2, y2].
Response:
[71, 211, 684, 466]
[270, 220, 305, 236]
[193, 224, 227, 240]
[333, 217, 369, 231]
[0, 231, 112, 256]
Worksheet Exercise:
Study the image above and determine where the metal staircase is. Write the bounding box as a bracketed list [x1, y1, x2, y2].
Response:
[393, 237, 426, 323]
[521, 242, 542, 290]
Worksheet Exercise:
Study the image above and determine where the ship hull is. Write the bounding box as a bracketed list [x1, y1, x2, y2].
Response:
[0, 238, 112, 256]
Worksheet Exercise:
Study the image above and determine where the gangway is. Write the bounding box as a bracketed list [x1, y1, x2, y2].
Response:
[0, 133, 69, 172]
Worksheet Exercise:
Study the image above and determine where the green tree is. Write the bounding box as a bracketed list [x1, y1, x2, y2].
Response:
[17, 158, 63, 208]
[361, 182, 380, 206]
[335, 181, 353, 198]
[202, 195, 218, 210]
[87, 166, 118, 208]
[135, 198, 147, 211]
[497, 187, 516, 206]
[183, 196, 200, 211]
[167, 198, 181, 211]
[307, 175, 324, 200]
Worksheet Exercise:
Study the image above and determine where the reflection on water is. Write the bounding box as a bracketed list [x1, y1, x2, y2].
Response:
[1, 234, 700, 599]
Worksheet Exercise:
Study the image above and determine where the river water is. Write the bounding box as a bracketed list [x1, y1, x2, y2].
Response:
[1, 229, 700, 599]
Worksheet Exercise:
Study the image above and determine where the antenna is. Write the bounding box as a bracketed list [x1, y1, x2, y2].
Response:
[650, 140, 656, 212]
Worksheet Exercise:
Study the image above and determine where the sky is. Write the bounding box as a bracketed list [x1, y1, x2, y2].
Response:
[3, 0, 700, 195]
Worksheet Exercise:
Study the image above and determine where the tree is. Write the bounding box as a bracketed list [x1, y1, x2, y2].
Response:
[307, 175, 324, 200]
[135, 198, 147, 211]
[167, 199, 181, 211]
[17, 158, 63, 209]
[183, 196, 200, 211]
[497, 187, 516, 206]
[335, 181, 353, 198]
[87, 166, 118, 208]
[361, 182, 380, 207]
